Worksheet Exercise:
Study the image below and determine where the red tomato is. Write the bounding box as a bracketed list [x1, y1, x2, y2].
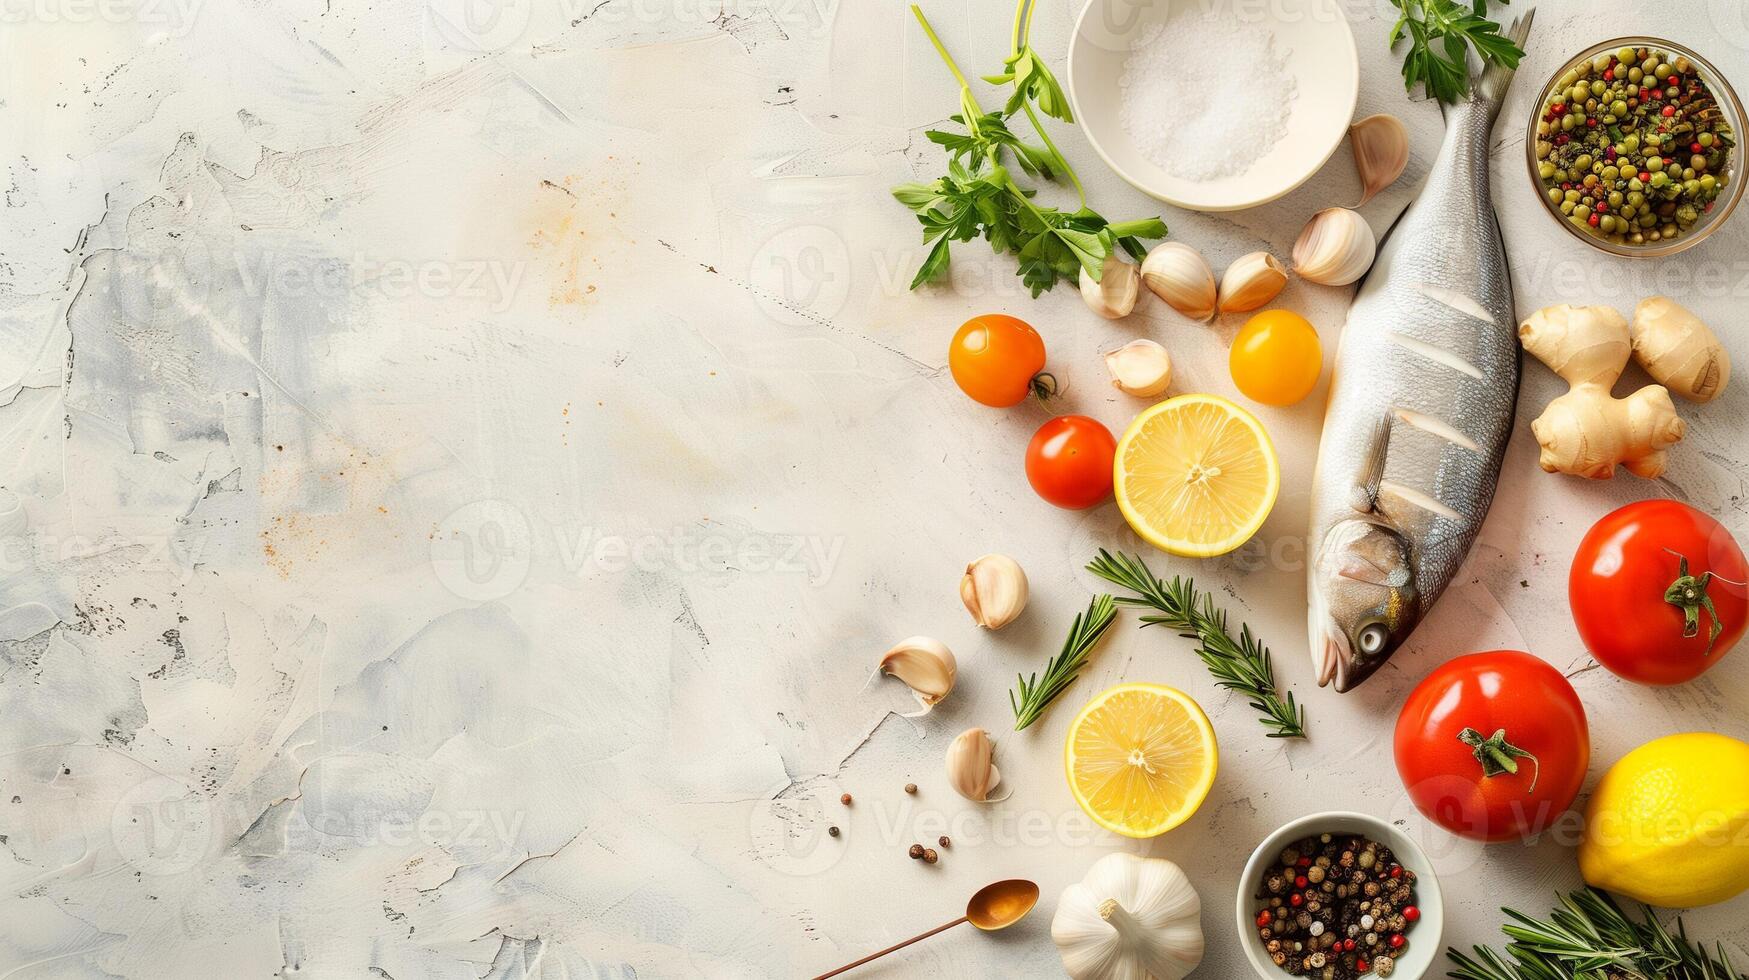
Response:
[1569, 499, 1748, 685]
[949, 314, 1050, 407]
[1394, 650, 1589, 842]
[1025, 415, 1114, 510]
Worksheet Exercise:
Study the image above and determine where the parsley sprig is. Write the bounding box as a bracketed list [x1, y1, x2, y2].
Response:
[893, 3, 1166, 296]
[1386, 0, 1525, 102]
[1087, 549, 1307, 739]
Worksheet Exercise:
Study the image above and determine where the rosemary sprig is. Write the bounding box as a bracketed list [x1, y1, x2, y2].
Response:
[1086, 549, 1307, 739]
[1446, 888, 1747, 980]
[1010, 594, 1118, 731]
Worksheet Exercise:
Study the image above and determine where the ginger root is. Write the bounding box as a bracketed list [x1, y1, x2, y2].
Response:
[1631, 296, 1731, 403]
[1519, 304, 1686, 479]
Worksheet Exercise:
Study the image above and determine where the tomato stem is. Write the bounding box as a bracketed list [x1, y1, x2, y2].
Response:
[1458, 727, 1540, 793]
[1662, 548, 1745, 657]
[1030, 372, 1060, 403]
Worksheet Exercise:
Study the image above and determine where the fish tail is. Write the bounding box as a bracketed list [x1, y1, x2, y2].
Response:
[1475, 9, 1536, 115]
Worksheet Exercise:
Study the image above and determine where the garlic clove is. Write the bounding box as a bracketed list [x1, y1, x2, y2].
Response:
[1080, 254, 1140, 319]
[1349, 113, 1409, 206]
[1215, 251, 1288, 314]
[960, 554, 1028, 630]
[1292, 208, 1377, 286]
[878, 637, 956, 714]
[1140, 242, 1216, 321]
[1103, 339, 1172, 397]
[946, 727, 1006, 802]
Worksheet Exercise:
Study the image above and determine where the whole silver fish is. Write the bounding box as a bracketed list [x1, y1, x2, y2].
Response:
[1306, 12, 1534, 693]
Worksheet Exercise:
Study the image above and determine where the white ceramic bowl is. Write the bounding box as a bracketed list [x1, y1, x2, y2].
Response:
[1235, 811, 1445, 980]
[1067, 0, 1359, 211]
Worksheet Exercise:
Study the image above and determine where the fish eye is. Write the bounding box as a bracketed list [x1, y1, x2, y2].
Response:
[1357, 623, 1390, 656]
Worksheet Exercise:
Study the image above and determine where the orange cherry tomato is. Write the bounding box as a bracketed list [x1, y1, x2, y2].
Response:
[1025, 415, 1115, 509]
[949, 314, 1050, 407]
[1229, 310, 1322, 406]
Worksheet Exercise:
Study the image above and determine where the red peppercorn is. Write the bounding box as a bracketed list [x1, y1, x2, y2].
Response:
[1290, 893, 1304, 907]
[1295, 876, 1309, 889]
[1356, 959, 1370, 973]
[1693, 141, 1704, 153]
[1588, 118, 1599, 127]
[1258, 910, 1272, 928]
[1640, 171, 1653, 181]
[1603, 69, 1614, 81]
[1663, 105, 1677, 117]
[1390, 934, 1406, 950]
[1588, 214, 1600, 226]
[1403, 906, 1421, 923]
[1296, 856, 1312, 868]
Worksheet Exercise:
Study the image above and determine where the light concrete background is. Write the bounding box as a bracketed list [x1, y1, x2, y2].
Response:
[2, 0, 1748, 977]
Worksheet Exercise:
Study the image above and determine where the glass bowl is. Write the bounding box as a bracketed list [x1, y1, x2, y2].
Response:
[1526, 36, 1745, 257]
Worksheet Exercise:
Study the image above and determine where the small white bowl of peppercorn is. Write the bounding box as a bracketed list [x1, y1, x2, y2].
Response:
[1529, 36, 1745, 256]
[1235, 811, 1443, 980]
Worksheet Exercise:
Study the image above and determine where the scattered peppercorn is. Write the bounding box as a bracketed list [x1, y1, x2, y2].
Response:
[827, 826, 840, 837]
[938, 836, 951, 848]
[1535, 44, 1735, 247]
[922, 848, 939, 864]
[904, 783, 917, 794]
[908, 843, 925, 859]
[1251, 832, 1421, 979]
[840, 793, 853, 805]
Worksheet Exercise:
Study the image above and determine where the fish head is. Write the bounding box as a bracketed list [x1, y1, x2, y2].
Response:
[1309, 518, 1420, 692]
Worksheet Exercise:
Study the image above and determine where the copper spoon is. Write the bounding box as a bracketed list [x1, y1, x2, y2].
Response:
[809, 878, 1040, 979]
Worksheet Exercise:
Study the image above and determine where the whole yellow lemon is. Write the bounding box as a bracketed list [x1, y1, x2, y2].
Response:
[1580, 732, 1749, 907]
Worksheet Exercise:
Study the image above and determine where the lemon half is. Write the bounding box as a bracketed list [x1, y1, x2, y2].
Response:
[1064, 683, 1219, 839]
[1113, 394, 1280, 558]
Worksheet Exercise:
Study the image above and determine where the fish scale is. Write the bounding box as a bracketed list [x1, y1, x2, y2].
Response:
[1306, 12, 1534, 693]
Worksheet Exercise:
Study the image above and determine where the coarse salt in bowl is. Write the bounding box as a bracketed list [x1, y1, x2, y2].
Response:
[1068, 0, 1359, 211]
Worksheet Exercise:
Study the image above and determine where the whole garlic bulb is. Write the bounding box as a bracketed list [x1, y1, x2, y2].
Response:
[1140, 242, 1216, 321]
[1292, 208, 1376, 286]
[960, 554, 1028, 630]
[945, 728, 1004, 801]
[1052, 853, 1204, 980]
[1080, 254, 1140, 319]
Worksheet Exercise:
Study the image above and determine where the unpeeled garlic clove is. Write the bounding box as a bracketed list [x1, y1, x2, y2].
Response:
[1140, 242, 1217, 321]
[1103, 339, 1172, 397]
[1350, 114, 1409, 206]
[960, 554, 1028, 630]
[1216, 251, 1288, 314]
[1293, 208, 1377, 286]
[946, 727, 1005, 802]
[879, 637, 956, 714]
[1080, 254, 1140, 319]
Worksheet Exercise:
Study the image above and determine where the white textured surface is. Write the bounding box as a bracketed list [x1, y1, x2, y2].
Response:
[2, 1, 1749, 978]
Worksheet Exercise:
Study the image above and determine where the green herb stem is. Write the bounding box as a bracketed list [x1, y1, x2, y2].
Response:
[1010, 594, 1118, 731]
[1447, 888, 1746, 980]
[1087, 549, 1307, 739]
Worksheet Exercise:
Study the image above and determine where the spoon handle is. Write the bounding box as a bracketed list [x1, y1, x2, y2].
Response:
[809, 916, 970, 979]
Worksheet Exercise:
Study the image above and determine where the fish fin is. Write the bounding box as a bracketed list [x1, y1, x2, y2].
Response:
[1477, 10, 1535, 108]
[1349, 412, 1392, 512]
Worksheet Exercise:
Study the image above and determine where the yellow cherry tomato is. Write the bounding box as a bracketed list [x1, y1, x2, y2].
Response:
[1229, 310, 1322, 406]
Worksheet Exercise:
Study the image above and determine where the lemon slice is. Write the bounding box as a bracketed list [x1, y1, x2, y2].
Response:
[1114, 394, 1280, 557]
[1064, 683, 1218, 839]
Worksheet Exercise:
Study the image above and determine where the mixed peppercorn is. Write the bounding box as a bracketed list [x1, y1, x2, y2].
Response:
[1536, 44, 1735, 246]
[1252, 833, 1421, 979]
